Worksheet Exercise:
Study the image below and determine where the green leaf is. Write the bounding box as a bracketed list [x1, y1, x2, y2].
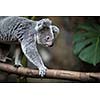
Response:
[73, 32, 98, 44]
[73, 38, 95, 54]
[73, 23, 100, 65]
[22, 55, 27, 67]
[79, 41, 100, 66]
[76, 23, 98, 33]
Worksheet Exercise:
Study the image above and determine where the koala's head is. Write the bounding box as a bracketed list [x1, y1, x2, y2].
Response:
[35, 18, 59, 47]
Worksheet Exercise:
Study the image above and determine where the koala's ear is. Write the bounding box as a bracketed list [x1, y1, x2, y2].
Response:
[52, 25, 60, 37]
[40, 18, 52, 26]
[35, 18, 52, 31]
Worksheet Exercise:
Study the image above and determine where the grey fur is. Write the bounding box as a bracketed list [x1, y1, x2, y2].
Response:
[0, 16, 36, 42]
[0, 16, 59, 77]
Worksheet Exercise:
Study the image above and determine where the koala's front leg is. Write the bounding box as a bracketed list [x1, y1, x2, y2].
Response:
[21, 40, 47, 77]
[14, 45, 22, 67]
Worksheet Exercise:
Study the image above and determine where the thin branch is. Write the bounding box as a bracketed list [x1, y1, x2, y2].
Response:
[0, 62, 100, 81]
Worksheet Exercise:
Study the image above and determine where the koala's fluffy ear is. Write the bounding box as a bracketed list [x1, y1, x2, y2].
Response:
[35, 18, 52, 31]
[52, 25, 59, 38]
[40, 18, 52, 26]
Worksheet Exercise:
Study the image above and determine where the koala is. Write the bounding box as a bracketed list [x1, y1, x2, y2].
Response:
[0, 16, 59, 77]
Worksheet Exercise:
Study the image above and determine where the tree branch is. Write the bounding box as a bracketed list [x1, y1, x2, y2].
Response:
[0, 62, 100, 81]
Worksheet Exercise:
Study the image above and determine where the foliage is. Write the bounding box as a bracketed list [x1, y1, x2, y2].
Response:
[73, 23, 100, 66]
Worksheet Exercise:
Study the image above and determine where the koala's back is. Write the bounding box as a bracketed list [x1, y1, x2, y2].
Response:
[0, 16, 35, 44]
[0, 16, 8, 21]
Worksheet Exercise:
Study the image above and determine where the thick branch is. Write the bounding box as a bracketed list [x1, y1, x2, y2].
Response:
[0, 62, 100, 81]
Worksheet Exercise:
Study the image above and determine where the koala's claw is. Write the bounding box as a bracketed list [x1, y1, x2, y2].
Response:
[39, 66, 47, 77]
[14, 62, 23, 68]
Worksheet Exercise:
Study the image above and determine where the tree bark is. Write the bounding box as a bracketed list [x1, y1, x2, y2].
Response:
[0, 62, 100, 82]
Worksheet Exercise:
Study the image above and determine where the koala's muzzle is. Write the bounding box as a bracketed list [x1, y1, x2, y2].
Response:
[49, 42, 54, 47]
[45, 42, 54, 47]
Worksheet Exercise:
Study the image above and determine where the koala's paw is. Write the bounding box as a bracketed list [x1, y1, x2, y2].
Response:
[39, 66, 47, 77]
[14, 62, 23, 68]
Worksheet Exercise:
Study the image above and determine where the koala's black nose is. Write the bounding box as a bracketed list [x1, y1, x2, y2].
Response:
[46, 36, 50, 41]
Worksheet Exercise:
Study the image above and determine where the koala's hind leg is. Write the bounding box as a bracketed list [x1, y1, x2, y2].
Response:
[14, 45, 22, 67]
